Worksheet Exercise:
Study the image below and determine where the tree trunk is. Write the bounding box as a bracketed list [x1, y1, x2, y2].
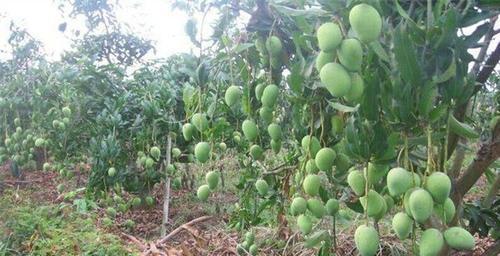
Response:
[161, 135, 172, 237]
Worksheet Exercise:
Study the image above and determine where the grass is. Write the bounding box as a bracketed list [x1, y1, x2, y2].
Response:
[0, 189, 137, 256]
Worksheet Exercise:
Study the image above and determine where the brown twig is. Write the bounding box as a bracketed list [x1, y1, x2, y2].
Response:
[157, 216, 213, 245]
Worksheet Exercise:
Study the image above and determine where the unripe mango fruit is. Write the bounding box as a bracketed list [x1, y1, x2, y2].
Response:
[320, 63, 351, 97]
[365, 163, 389, 185]
[386, 167, 412, 196]
[425, 172, 451, 204]
[315, 147, 336, 171]
[392, 212, 413, 240]
[197, 185, 210, 201]
[255, 179, 269, 196]
[347, 169, 366, 196]
[225, 86, 241, 107]
[150, 146, 161, 160]
[317, 22, 342, 52]
[255, 83, 265, 101]
[261, 84, 279, 107]
[354, 225, 379, 256]
[259, 107, 273, 123]
[443, 227, 475, 251]
[266, 36, 282, 57]
[191, 113, 209, 132]
[305, 158, 318, 174]
[420, 228, 444, 256]
[349, 4, 382, 43]
[326, 198, 339, 216]
[315, 51, 335, 71]
[338, 38, 363, 71]
[205, 171, 220, 190]
[291, 197, 307, 215]
[303, 174, 321, 196]
[267, 123, 282, 140]
[360, 189, 385, 218]
[434, 198, 455, 224]
[182, 123, 195, 141]
[194, 142, 211, 163]
[409, 189, 434, 223]
[345, 73, 364, 102]
[307, 198, 326, 218]
[250, 144, 264, 160]
[271, 139, 281, 153]
[301, 135, 321, 157]
[297, 214, 312, 235]
[242, 120, 259, 141]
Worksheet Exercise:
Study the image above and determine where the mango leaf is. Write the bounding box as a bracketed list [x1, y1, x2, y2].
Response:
[328, 102, 359, 112]
[271, 4, 328, 18]
[304, 230, 329, 248]
[433, 56, 456, 83]
[233, 43, 254, 54]
[369, 41, 390, 63]
[393, 25, 423, 87]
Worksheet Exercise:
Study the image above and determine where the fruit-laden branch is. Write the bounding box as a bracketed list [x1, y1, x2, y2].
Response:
[452, 122, 500, 205]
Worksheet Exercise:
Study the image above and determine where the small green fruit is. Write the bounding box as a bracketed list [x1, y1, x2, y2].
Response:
[434, 198, 455, 224]
[443, 227, 475, 251]
[320, 63, 351, 97]
[34, 138, 45, 147]
[150, 146, 161, 160]
[314, 147, 336, 171]
[307, 198, 326, 218]
[305, 159, 318, 174]
[409, 189, 434, 223]
[250, 144, 264, 160]
[337, 38, 363, 71]
[172, 147, 182, 158]
[360, 190, 385, 218]
[345, 73, 364, 102]
[197, 185, 210, 201]
[267, 123, 282, 140]
[303, 174, 321, 196]
[291, 197, 307, 215]
[261, 84, 279, 107]
[270, 139, 281, 154]
[349, 4, 382, 43]
[326, 198, 339, 216]
[392, 212, 413, 240]
[219, 142, 227, 151]
[43, 162, 51, 171]
[354, 224, 379, 256]
[365, 163, 389, 185]
[419, 228, 444, 256]
[182, 123, 195, 141]
[248, 244, 258, 255]
[334, 153, 351, 174]
[317, 22, 342, 52]
[425, 172, 451, 204]
[347, 169, 366, 196]
[297, 214, 313, 235]
[205, 171, 220, 190]
[330, 115, 344, 136]
[108, 167, 117, 177]
[315, 51, 335, 71]
[225, 85, 241, 107]
[384, 194, 394, 211]
[266, 36, 282, 57]
[301, 135, 321, 157]
[62, 106, 72, 117]
[242, 120, 259, 141]
[386, 167, 412, 196]
[245, 231, 255, 245]
[255, 83, 265, 101]
[194, 142, 211, 163]
[191, 113, 209, 132]
[255, 179, 269, 196]
[145, 196, 154, 206]
[145, 157, 155, 168]
[259, 107, 273, 123]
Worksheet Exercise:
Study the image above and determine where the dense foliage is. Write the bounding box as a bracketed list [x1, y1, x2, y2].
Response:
[0, 0, 499, 255]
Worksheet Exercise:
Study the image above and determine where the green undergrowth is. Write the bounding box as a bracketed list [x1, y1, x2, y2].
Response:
[0, 190, 137, 256]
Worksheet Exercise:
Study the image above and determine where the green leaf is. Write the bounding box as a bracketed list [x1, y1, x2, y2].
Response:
[271, 4, 328, 18]
[233, 43, 254, 54]
[393, 25, 423, 87]
[369, 41, 390, 63]
[433, 56, 456, 83]
[304, 230, 328, 248]
[328, 102, 359, 113]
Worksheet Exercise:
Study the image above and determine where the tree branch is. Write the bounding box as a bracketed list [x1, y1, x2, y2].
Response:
[452, 122, 500, 204]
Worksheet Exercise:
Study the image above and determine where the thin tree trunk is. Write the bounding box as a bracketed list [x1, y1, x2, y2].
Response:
[161, 135, 172, 237]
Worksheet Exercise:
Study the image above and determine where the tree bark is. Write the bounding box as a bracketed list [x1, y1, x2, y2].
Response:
[450, 122, 500, 224]
[161, 135, 172, 237]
